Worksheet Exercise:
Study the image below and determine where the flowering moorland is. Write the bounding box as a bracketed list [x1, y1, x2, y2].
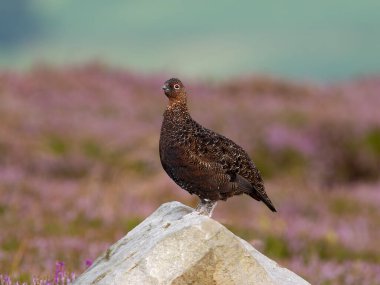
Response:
[0, 65, 379, 284]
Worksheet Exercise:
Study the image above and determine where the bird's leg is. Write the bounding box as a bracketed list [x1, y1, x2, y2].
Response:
[195, 198, 217, 217]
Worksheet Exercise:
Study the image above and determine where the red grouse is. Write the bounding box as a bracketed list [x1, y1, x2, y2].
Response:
[159, 78, 276, 216]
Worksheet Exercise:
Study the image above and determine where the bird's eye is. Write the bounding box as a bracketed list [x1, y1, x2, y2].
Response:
[173, 84, 180, 90]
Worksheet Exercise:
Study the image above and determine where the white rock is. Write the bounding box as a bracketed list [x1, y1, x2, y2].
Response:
[73, 201, 310, 285]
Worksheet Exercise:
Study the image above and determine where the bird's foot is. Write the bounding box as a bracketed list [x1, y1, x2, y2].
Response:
[195, 199, 217, 217]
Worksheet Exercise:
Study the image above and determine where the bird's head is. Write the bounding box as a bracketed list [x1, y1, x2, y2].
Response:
[162, 78, 186, 100]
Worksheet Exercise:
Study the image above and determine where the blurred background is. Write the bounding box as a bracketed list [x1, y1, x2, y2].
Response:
[2, 0, 380, 80]
[1, 1, 380, 284]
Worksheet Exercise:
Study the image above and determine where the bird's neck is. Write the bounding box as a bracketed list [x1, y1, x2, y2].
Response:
[167, 96, 187, 109]
[164, 97, 191, 124]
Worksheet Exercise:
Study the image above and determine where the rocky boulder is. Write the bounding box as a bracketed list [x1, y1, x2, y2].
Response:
[73, 201, 310, 285]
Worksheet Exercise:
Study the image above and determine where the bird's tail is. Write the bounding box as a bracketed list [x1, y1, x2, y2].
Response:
[237, 174, 277, 212]
[249, 192, 277, 212]
[262, 197, 277, 212]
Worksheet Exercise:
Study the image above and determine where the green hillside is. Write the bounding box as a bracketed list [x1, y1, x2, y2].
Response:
[1, 0, 380, 80]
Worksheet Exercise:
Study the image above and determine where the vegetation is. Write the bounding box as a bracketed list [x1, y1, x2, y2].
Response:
[0, 65, 379, 284]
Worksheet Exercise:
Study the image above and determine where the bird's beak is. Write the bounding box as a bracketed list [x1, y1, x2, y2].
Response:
[162, 84, 170, 93]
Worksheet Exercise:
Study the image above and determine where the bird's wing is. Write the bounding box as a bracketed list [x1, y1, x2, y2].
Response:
[200, 133, 276, 211]
[163, 144, 245, 200]
[233, 154, 276, 211]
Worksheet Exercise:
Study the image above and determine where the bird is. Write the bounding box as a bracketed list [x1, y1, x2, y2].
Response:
[159, 78, 276, 217]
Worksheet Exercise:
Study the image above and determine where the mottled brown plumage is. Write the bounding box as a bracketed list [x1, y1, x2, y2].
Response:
[159, 78, 276, 216]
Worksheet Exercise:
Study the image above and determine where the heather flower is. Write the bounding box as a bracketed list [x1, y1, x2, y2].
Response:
[85, 259, 92, 268]
[1, 66, 380, 284]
